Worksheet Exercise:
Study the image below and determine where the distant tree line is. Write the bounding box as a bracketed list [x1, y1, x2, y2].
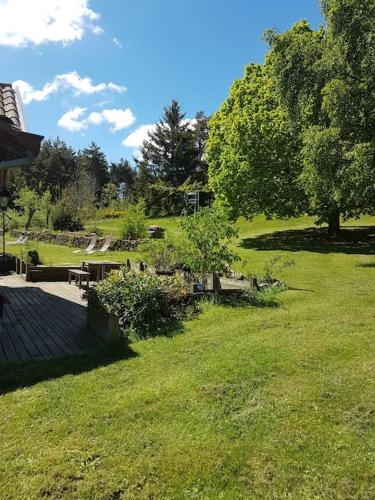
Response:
[7, 100, 210, 229]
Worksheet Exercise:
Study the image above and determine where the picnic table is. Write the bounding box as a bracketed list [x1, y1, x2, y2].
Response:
[81, 261, 122, 281]
[68, 269, 91, 289]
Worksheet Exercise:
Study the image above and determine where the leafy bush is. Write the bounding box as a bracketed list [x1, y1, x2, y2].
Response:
[140, 235, 187, 272]
[143, 180, 185, 217]
[261, 255, 295, 284]
[5, 209, 21, 231]
[180, 206, 240, 285]
[27, 250, 43, 265]
[20, 247, 43, 265]
[51, 203, 84, 232]
[119, 201, 147, 240]
[86, 268, 192, 339]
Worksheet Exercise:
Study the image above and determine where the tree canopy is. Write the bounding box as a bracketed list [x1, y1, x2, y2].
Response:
[206, 63, 304, 220]
[207, 0, 375, 233]
[139, 99, 205, 187]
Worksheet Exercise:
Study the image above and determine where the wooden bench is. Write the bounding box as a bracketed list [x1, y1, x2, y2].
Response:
[68, 269, 91, 289]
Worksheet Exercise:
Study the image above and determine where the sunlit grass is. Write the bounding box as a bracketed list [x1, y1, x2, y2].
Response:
[1, 215, 375, 497]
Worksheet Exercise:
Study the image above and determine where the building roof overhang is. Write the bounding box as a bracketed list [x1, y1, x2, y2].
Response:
[0, 83, 44, 168]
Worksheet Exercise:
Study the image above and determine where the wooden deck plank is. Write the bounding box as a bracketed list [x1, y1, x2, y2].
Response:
[9, 288, 78, 357]
[0, 273, 101, 366]
[4, 290, 50, 361]
[3, 303, 44, 361]
[20, 289, 89, 355]
[5, 289, 60, 359]
[0, 320, 21, 364]
[1, 312, 32, 363]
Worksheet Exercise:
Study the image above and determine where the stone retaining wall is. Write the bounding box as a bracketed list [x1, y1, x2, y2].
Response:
[12, 230, 141, 251]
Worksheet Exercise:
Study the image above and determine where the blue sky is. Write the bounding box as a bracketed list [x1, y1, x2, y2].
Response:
[0, 0, 323, 163]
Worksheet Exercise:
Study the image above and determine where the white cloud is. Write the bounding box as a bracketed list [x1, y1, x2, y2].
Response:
[58, 107, 87, 132]
[14, 71, 127, 104]
[112, 37, 123, 48]
[87, 109, 136, 132]
[122, 124, 156, 149]
[122, 119, 196, 153]
[0, 0, 103, 47]
[100, 109, 135, 132]
[59, 107, 136, 133]
[86, 111, 104, 126]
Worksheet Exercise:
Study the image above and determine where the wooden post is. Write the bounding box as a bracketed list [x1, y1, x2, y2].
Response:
[249, 276, 258, 290]
[213, 273, 222, 291]
[25, 263, 31, 282]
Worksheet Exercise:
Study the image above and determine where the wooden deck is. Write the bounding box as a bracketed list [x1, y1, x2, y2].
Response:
[0, 273, 102, 366]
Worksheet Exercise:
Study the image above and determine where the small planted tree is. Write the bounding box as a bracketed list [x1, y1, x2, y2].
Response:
[120, 200, 147, 240]
[40, 190, 52, 227]
[16, 186, 40, 230]
[180, 206, 239, 286]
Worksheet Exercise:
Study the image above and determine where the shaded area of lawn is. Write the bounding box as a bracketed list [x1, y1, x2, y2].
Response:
[242, 225, 375, 255]
[0, 345, 137, 396]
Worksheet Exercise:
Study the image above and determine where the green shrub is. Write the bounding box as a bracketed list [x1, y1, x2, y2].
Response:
[86, 268, 192, 339]
[5, 209, 21, 231]
[139, 235, 187, 272]
[51, 203, 84, 232]
[261, 255, 295, 284]
[20, 247, 43, 265]
[180, 206, 240, 285]
[119, 201, 147, 240]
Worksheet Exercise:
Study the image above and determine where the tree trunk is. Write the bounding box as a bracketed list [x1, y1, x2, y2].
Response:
[328, 211, 340, 236]
[46, 208, 50, 228]
[25, 209, 36, 231]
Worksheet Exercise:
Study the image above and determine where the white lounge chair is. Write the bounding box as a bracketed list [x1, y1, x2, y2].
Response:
[87, 236, 112, 255]
[8, 234, 28, 245]
[73, 234, 97, 254]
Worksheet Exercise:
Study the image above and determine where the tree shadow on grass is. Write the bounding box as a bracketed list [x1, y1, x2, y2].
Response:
[241, 226, 375, 255]
[0, 343, 137, 396]
[357, 262, 375, 268]
[201, 291, 282, 309]
[134, 320, 186, 341]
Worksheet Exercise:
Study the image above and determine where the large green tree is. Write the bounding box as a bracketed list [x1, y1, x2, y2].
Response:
[207, 63, 304, 219]
[208, 0, 375, 234]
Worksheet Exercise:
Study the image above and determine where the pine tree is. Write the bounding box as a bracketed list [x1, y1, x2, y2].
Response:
[140, 100, 199, 187]
[9, 138, 77, 202]
[109, 158, 136, 198]
[77, 142, 109, 202]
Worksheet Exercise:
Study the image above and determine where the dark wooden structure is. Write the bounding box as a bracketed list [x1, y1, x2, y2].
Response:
[68, 269, 91, 289]
[0, 83, 43, 164]
[0, 274, 102, 365]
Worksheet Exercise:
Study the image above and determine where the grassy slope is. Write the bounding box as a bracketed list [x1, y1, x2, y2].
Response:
[6, 214, 315, 266]
[1, 216, 375, 498]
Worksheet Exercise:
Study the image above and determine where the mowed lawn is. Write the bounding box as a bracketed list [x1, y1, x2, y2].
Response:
[1, 216, 375, 498]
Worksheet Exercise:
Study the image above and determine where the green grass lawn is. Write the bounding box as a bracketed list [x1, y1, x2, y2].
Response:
[1, 216, 375, 498]
[6, 241, 135, 267]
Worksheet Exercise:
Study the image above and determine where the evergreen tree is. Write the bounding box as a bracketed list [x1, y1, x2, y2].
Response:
[9, 138, 77, 202]
[140, 99, 199, 187]
[77, 142, 109, 202]
[109, 158, 136, 198]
